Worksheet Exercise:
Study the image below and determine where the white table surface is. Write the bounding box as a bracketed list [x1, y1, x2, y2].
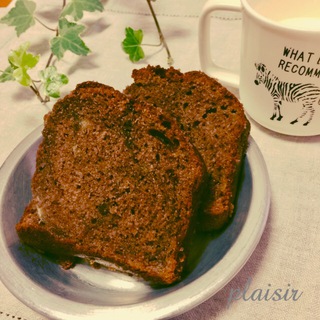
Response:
[0, 1, 319, 319]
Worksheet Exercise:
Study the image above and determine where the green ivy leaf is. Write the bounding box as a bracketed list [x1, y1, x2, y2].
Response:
[7, 42, 40, 86]
[0, 66, 15, 83]
[0, 0, 36, 36]
[50, 18, 90, 60]
[122, 27, 145, 63]
[60, 0, 104, 21]
[39, 66, 69, 98]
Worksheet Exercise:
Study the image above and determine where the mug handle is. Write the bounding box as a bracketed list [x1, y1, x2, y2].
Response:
[199, 0, 241, 88]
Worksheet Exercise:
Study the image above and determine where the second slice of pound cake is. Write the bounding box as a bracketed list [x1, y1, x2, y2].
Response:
[16, 81, 207, 285]
[124, 66, 251, 231]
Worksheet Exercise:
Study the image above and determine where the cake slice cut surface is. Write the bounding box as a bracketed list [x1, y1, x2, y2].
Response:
[124, 66, 251, 231]
[16, 81, 207, 285]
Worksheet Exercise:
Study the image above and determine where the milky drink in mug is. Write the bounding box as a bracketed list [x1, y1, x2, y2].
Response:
[199, 0, 320, 136]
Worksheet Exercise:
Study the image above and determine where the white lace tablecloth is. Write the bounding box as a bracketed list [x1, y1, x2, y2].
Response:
[0, 1, 319, 319]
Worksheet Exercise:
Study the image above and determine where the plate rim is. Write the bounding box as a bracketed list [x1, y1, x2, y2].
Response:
[0, 125, 271, 320]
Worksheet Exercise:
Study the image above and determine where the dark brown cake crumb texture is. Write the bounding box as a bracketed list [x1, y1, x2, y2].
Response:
[16, 66, 250, 285]
[124, 65, 250, 231]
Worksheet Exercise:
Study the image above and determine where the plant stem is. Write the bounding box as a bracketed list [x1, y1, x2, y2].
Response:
[146, 0, 173, 65]
[32, 0, 66, 103]
[45, 27, 59, 69]
[34, 17, 57, 32]
[34, 0, 66, 32]
[46, 52, 54, 69]
[30, 84, 44, 103]
[30, 81, 49, 103]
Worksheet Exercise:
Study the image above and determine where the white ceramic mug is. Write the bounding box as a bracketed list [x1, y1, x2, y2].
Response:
[199, 0, 320, 136]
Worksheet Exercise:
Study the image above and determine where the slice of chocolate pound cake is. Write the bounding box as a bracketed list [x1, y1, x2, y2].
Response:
[124, 66, 250, 231]
[16, 81, 207, 285]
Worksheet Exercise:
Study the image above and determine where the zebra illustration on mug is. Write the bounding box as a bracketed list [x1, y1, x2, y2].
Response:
[254, 63, 320, 126]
